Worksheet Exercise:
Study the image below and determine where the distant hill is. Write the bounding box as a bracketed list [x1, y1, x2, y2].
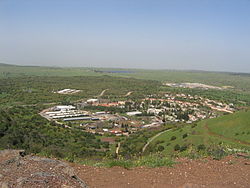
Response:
[1, 63, 250, 92]
[0, 63, 17, 66]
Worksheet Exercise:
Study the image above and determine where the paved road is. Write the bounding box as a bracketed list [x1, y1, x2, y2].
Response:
[142, 129, 172, 153]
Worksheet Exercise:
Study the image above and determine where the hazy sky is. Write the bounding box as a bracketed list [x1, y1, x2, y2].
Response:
[0, 0, 250, 72]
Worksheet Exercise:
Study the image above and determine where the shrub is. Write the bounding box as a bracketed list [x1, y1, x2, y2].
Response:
[207, 146, 228, 160]
[136, 154, 175, 168]
[182, 133, 188, 139]
[180, 145, 188, 152]
[158, 145, 165, 152]
[174, 144, 180, 151]
[155, 140, 165, 145]
[197, 144, 206, 151]
[191, 124, 197, 128]
[170, 136, 177, 141]
[104, 159, 133, 169]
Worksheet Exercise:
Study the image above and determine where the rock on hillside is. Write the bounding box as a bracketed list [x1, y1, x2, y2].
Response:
[0, 150, 88, 188]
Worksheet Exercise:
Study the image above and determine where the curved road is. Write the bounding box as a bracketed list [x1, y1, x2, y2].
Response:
[125, 91, 133, 97]
[142, 129, 172, 153]
[98, 89, 109, 97]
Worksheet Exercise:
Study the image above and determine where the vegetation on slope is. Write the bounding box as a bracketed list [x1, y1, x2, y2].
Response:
[0, 106, 107, 160]
[1, 64, 250, 167]
[144, 109, 250, 158]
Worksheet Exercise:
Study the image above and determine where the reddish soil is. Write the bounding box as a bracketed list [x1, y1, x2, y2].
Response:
[72, 156, 250, 188]
[1, 150, 250, 188]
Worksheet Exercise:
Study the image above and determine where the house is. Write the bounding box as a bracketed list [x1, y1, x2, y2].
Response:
[109, 128, 122, 134]
[147, 108, 163, 115]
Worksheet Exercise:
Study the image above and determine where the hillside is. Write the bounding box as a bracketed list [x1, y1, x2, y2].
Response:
[145, 110, 250, 156]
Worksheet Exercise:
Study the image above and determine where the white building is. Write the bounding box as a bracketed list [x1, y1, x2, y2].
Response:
[87, 99, 99, 104]
[55, 105, 76, 111]
[126, 111, 142, 116]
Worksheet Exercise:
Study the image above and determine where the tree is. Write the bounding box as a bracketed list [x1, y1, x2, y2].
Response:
[170, 136, 177, 141]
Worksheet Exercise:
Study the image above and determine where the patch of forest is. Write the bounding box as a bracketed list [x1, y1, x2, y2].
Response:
[0, 106, 107, 160]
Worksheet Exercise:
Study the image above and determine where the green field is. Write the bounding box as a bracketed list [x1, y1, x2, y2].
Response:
[147, 110, 250, 156]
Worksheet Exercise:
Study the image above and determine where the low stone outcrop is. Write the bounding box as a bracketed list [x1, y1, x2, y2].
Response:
[0, 150, 88, 188]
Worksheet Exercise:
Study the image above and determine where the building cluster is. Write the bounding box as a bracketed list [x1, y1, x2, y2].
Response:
[85, 99, 125, 108]
[41, 105, 88, 120]
[40, 92, 236, 137]
[165, 82, 222, 90]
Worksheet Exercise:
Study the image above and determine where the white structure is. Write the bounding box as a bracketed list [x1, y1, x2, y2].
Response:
[95, 111, 106, 115]
[126, 111, 142, 116]
[87, 99, 99, 104]
[147, 108, 163, 115]
[55, 105, 76, 111]
[56, 89, 81, 94]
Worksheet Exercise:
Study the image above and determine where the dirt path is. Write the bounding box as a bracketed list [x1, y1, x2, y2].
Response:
[97, 89, 109, 97]
[205, 124, 250, 146]
[116, 142, 121, 155]
[125, 91, 133, 97]
[72, 155, 250, 188]
[142, 129, 171, 153]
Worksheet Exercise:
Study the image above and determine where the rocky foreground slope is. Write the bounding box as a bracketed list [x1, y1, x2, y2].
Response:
[0, 150, 88, 188]
[0, 150, 250, 188]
